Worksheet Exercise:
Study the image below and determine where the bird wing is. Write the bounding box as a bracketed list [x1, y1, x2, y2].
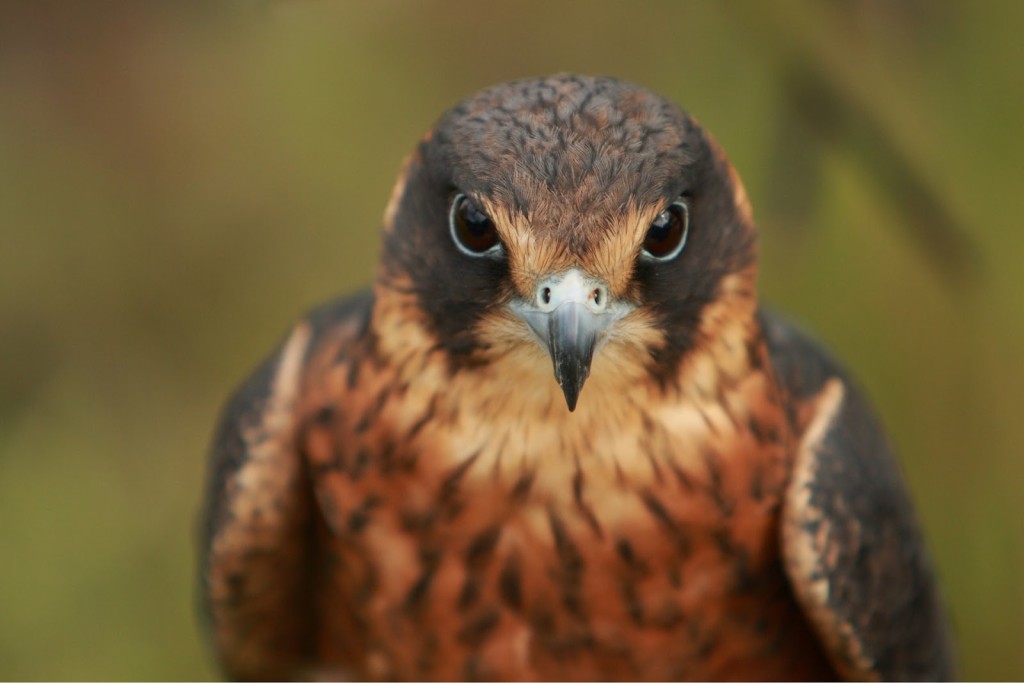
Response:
[760, 309, 956, 681]
[199, 290, 373, 680]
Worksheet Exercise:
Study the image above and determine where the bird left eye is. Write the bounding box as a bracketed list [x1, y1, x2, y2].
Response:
[449, 193, 502, 257]
[642, 198, 690, 261]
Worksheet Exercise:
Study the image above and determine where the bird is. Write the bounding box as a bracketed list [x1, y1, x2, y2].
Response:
[199, 74, 955, 681]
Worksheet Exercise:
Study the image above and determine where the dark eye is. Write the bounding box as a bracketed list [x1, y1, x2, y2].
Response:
[449, 193, 501, 256]
[642, 198, 690, 261]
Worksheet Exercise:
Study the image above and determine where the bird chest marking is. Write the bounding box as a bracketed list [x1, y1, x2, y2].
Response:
[299, 332, 799, 679]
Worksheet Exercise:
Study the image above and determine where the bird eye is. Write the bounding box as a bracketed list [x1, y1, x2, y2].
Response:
[642, 198, 690, 261]
[449, 194, 502, 257]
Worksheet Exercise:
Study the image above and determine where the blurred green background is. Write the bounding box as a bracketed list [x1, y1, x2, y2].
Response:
[0, 1, 1021, 679]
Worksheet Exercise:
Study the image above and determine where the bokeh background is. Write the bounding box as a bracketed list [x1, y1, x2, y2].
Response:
[1, 1, 1021, 679]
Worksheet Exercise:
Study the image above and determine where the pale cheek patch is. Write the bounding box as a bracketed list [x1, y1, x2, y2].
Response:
[475, 308, 541, 353]
[668, 270, 759, 399]
[382, 151, 420, 232]
[728, 165, 754, 226]
[475, 304, 664, 402]
[603, 307, 665, 356]
[704, 129, 754, 227]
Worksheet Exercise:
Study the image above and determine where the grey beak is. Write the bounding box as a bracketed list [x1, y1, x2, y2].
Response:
[546, 302, 599, 411]
[512, 269, 624, 412]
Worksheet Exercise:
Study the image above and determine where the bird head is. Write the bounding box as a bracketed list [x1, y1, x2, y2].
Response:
[377, 75, 759, 412]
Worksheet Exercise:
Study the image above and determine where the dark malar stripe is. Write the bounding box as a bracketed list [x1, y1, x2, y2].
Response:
[572, 464, 604, 538]
[403, 549, 441, 611]
[547, 509, 587, 619]
[547, 509, 584, 574]
[509, 469, 536, 501]
[457, 608, 501, 647]
[701, 451, 735, 516]
[640, 490, 692, 556]
[498, 554, 523, 610]
[439, 449, 483, 506]
[620, 577, 645, 625]
[464, 524, 502, 568]
[404, 395, 438, 442]
[457, 576, 481, 611]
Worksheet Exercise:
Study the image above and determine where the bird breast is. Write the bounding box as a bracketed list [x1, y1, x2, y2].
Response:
[295, 312, 830, 680]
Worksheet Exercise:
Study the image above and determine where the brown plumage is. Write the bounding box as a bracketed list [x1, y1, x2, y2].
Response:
[199, 75, 955, 681]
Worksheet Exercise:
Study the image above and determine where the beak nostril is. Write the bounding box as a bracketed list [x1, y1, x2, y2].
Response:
[533, 273, 609, 314]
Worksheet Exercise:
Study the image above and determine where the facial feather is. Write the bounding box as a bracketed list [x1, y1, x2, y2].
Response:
[378, 74, 758, 395]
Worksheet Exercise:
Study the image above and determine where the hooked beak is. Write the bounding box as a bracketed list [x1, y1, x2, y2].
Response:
[511, 269, 627, 411]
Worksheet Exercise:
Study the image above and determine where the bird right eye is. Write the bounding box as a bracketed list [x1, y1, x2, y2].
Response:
[449, 194, 502, 257]
[641, 198, 690, 262]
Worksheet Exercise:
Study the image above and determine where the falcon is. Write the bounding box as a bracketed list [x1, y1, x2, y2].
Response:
[199, 74, 954, 681]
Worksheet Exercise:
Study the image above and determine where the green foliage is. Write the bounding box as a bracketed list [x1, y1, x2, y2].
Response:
[0, 1, 1020, 678]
